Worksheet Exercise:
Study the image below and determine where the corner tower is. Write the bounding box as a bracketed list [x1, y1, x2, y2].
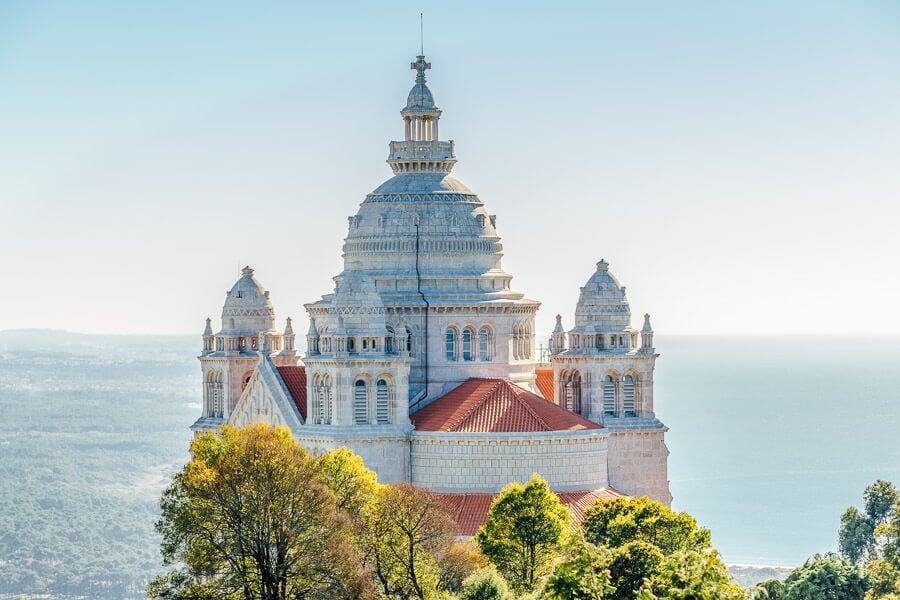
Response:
[192, 266, 298, 436]
[305, 56, 541, 407]
[550, 260, 671, 505]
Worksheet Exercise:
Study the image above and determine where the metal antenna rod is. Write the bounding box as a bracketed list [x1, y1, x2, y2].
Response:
[420, 12, 424, 55]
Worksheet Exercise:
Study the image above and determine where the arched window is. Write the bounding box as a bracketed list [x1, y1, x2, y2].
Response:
[478, 328, 491, 361]
[376, 379, 390, 424]
[445, 328, 458, 361]
[603, 375, 616, 416]
[354, 380, 368, 424]
[623, 375, 636, 416]
[385, 326, 394, 354]
[405, 327, 413, 354]
[462, 328, 474, 361]
[572, 371, 583, 415]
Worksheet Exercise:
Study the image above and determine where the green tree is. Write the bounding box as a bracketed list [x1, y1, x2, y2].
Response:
[149, 424, 371, 600]
[316, 446, 381, 522]
[754, 578, 785, 600]
[365, 483, 458, 600]
[475, 475, 570, 593]
[840, 481, 899, 564]
[782, 554, 869, 600]
[582, 496, 710, 555]
[642, 550, 744, 600]
[459, 567, 512, 600]
[581, 496, 715, 599]
[543, 540, 615, 600]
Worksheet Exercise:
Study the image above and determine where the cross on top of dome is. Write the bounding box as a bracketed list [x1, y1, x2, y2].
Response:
[411, 55, 431, 84]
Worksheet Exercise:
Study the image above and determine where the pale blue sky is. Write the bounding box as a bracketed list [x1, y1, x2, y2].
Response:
[2, 1, 899, 335]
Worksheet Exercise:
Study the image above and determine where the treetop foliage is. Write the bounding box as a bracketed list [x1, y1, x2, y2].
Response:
[475, 474, 570, 593]
[781, 553, 869, 600]
[582, 496, 711, 556]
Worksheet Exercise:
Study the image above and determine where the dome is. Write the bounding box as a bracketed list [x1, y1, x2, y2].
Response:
[328, 263, 387, 334]
[220, 266, 276, 334]
[369, 173, 473, 196]
[573, 260, 632, 331]
[406, 82, 436, 110]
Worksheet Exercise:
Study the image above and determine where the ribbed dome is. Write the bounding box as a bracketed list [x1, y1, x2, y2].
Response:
[220, 266, 276, 334]
[573, 260, 632, 331]
[406, 82, 436, 110]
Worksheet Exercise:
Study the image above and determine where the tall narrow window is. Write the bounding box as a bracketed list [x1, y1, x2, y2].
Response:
[564, 381, 574, 412]
[462, 329, 473, 361]
[354, 380, 368, 424]
[376, 379, 390, 424]
[385, 327, 394, 354]
[623, 375, 636, 416]
[603, 376, 616, 416]
[445, 328, 457, 361]
[405, 327, 413, 354]
[478, 328, 490, 361]
[573, 371, 582, 415]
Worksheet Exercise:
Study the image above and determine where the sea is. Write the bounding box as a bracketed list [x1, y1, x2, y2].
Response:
[0, 330, 897, 595]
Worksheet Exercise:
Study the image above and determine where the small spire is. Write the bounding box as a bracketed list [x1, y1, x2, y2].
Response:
[553, 314, 565, 333]
[306, 317, 318, 337]
[284, 317, 294, 336]
[241, 265, 254, 277]
[642, 313, 653, 333]
[203, 317, 213, 336]
[596, 259, 609, 271]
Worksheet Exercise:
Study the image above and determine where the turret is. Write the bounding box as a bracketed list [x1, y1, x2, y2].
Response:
[201, 317, 213, 356]
[640, 314, 655, 354]
[282, 317, 296, 356]
[550, 314, 567, 355]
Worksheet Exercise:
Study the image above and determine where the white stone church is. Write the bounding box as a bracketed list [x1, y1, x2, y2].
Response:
[191, 55, 671, 531]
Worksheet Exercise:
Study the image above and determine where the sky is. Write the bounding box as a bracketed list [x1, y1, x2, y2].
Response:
[1, 0, 899, 336]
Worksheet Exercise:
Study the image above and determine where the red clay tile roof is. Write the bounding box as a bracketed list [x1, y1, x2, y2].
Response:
[439, 488, 625, 536]
[535, 368, 555, 402]
[276, 366, 307, 420]
[411, 378, 600, 433]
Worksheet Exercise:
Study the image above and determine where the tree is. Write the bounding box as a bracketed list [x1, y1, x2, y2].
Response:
[642, 550, 744, 600]
[840, 481, 899, 564]
[475, 475, 570, 593]
[316, 446, 380, 522]
[543, 540, 615, 600]
[365, 483, 458, 600]
[865, 560, 900, 599]
[581, 496, 714, 599]
[149, 424, 372, 600]
[459, 568, 512, 600]
[754, 578, 785, 600]
[781, 554, 869, 600]
[437, 541, 489, 595]
[582, 496, 711, 555]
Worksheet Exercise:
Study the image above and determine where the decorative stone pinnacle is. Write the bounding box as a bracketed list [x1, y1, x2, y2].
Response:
[241, 265, 254, 277]
[596, 259, 609, 271]
[411, 55, 430, 83]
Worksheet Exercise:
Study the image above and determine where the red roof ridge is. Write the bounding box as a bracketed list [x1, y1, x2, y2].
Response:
[443, 379, 504, 432]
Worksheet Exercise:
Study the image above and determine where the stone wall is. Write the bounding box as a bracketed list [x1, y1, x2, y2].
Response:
[606, 429, 672, 505]
[410, 431, 608, 493]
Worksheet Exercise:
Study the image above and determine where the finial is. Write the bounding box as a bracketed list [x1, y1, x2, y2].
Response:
[642, 313, 653, 333]
[596, 259, 609, 271]
[411, 55, 431, 84]
[203, 317, 213, 335]
[241, 265, 254, 277]
[284, 317, 293, 335]
[420, 12, 424, 56]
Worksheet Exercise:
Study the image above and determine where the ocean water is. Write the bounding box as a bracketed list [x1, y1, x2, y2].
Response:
[0, 331, 897, 595]
[656, 335, 900, 566]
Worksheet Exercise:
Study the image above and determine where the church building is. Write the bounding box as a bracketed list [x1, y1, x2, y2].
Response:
[191, 55, 672, 531]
